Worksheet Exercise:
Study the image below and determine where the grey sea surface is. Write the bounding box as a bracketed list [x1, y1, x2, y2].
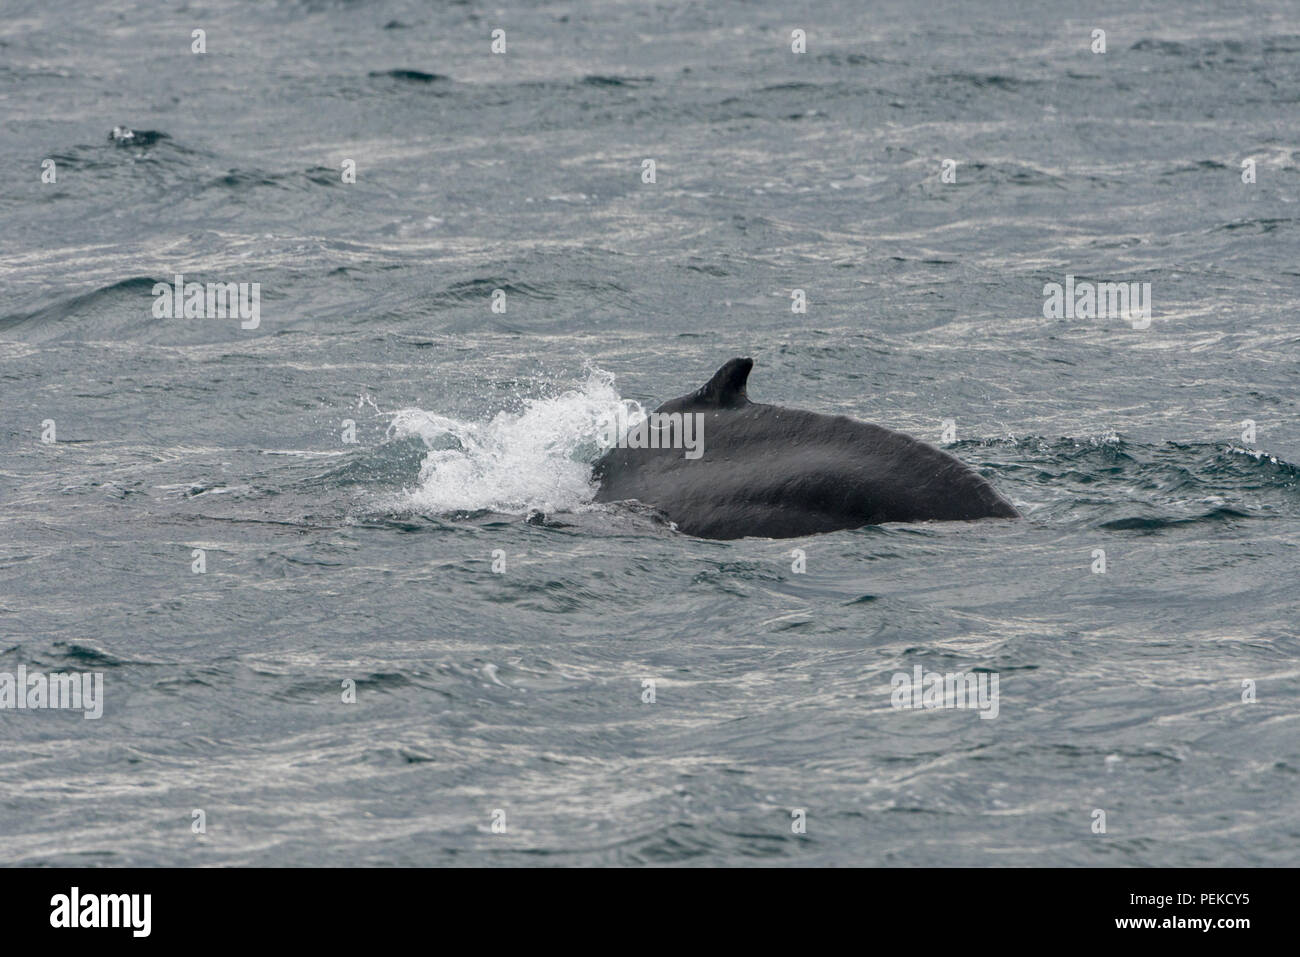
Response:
[1, 0, 1298, 865]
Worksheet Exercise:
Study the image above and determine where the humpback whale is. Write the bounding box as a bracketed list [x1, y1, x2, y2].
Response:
[592, 358, 1018, 539]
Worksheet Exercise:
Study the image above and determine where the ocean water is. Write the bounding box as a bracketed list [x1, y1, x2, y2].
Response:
[1, 0, 1298, 866]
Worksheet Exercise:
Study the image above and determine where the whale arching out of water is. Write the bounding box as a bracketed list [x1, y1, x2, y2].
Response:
[592, 358, 1018, 539]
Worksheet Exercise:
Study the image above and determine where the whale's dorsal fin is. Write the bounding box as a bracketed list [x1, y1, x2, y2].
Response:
[653, 357, 755, 414]
[696, 357, 753, 408]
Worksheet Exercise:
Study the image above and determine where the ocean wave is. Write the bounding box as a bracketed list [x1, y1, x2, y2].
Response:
[0, 275, 159, 336]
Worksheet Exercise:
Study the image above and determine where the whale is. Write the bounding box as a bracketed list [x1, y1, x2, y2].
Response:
[592, 357, 1018, 539]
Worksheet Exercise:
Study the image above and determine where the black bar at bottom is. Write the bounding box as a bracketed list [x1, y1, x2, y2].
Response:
[0, 866, 1283, 943]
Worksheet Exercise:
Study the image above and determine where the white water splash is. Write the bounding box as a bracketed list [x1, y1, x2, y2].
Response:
[1226, 445, 1282, 465]
[386, 366, 644, 515]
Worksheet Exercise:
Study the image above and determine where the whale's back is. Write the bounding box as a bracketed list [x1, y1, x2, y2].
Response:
[594, 402, 1018, 539]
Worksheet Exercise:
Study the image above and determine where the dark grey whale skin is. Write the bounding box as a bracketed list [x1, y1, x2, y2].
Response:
[592, 357, 1019, 540]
